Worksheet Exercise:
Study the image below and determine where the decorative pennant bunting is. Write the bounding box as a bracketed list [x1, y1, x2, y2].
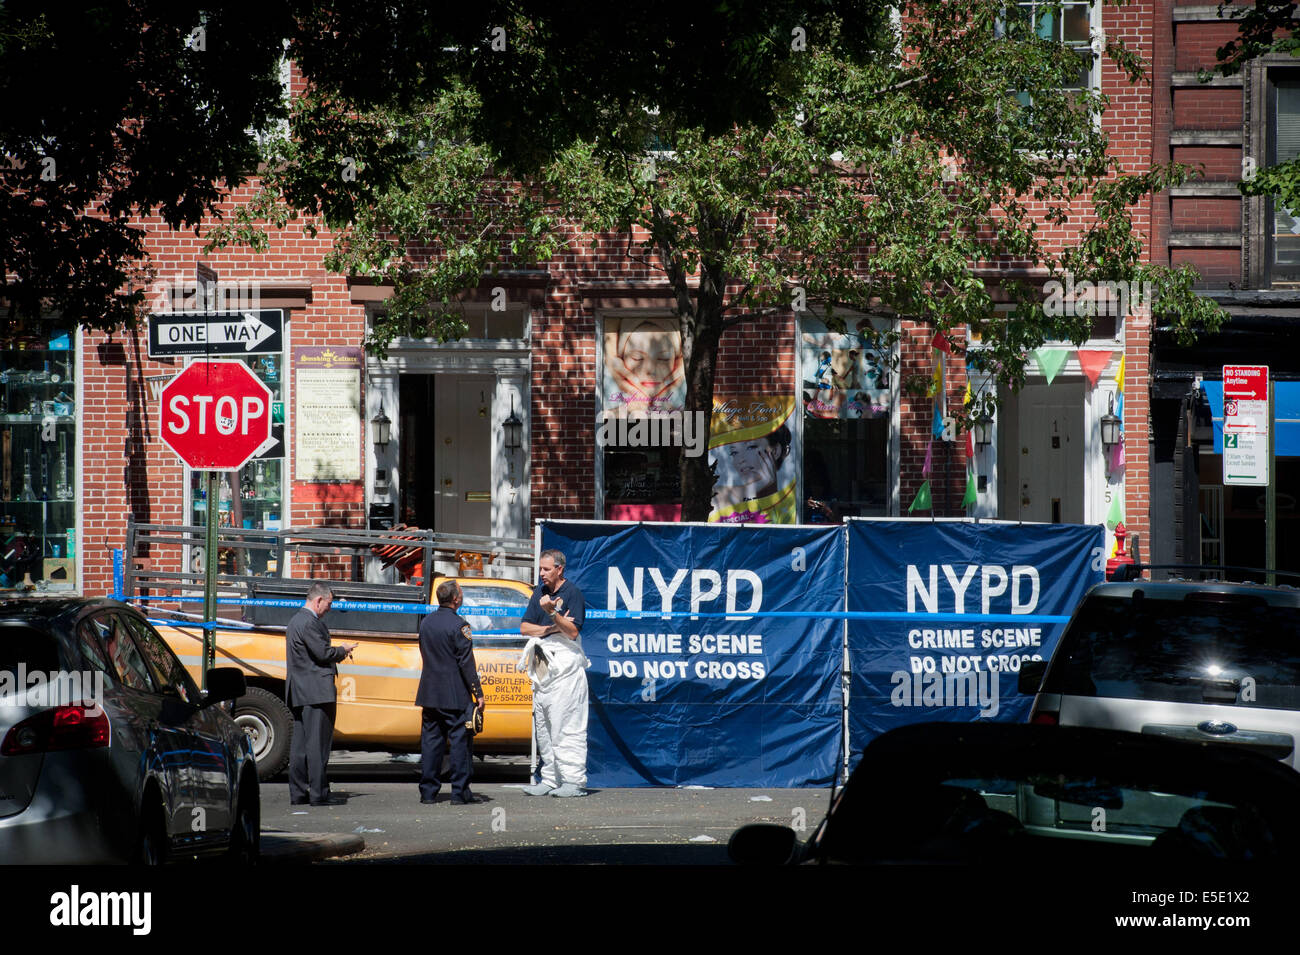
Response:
[931, 331, 953, 355]
[1113, 434, 1125, 471]
[1077, 349, 1113, 388]
[908, 481, 933, 513]
[922, 441, 934, 477]
[962, 470, 978, 508]
[965, 428, 974, 459]
[1034, 347, 1069, 385]
[1116, 354, 1125, 393]
[1105, 490, 1124, 530]
[931, 402, 945, 439]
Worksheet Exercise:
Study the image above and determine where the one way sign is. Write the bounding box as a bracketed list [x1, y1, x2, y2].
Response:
[148, 311, 283, 357]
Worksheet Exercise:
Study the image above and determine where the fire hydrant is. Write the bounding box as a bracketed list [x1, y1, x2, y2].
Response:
[1105, 522, 1136, 581]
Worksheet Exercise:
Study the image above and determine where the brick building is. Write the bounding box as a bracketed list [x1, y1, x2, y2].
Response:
[4, 2, 1235, 597]
[1147, 1, 1300, 574]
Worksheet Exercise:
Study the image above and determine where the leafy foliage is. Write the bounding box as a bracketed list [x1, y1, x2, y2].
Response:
[212, 2, 1226, 517]
[0, 1, 291, 334]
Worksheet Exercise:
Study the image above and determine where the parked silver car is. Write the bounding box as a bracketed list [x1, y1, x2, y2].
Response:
[1019, 579, 1300, 769]
[0, 597, 259, 863]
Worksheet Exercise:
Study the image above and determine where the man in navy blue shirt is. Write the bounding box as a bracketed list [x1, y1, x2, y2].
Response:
[416, 580, 485, 804]
[519, 549, 589, 797]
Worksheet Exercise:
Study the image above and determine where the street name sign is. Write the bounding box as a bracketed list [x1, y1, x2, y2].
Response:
[1222, 365, 1269, 486]
[148, 310, 283, 357]
[160, 361, 275, 470]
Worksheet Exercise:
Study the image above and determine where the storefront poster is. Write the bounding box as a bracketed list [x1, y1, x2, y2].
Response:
[602, 317, 686, 416]
[845, 520, 1103, 765]
[293, 346, 362, 482]
[801, 317, 890, 419]
[541, 520, 845, 787]
[708, 395, 799, 524]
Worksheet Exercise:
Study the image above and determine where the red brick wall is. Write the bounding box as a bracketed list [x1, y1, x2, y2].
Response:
[1172, 146, 1242, 181]
[1171, 248, 1241, 284]
[1172, 88, 1242, 128]
[1123, 313, 1152, 562]
[1174, 23, 1242, 72]
[1170, 197, 1241, 231]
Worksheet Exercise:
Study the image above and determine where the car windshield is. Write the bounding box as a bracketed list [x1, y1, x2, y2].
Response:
[459, 585, 528, 646]
[1043, 592, 1300, 710]
[820, 771, 1282, 863]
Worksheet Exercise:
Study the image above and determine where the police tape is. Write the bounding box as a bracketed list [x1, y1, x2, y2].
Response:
[125, 593, 1070, 624]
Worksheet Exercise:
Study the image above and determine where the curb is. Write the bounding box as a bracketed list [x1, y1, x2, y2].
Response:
[261, 830, 366, 864]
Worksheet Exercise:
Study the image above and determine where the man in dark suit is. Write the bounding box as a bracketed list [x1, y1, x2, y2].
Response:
[285, 583, 356, 807]
[416, 579, 484, 805]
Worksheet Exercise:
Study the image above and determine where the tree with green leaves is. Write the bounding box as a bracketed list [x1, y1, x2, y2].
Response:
[212, 2, 1224, 519]
[0, 1, 292, 334]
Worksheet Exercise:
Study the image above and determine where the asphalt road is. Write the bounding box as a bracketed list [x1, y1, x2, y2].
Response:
[266, 751, 833, 864]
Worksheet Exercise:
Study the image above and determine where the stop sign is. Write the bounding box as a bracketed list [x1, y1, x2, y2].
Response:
[160, 361, 274, 470]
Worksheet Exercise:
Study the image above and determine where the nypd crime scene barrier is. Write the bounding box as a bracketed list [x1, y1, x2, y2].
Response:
[115, 518, 1103, 788]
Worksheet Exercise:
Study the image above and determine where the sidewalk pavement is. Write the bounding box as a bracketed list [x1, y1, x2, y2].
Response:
[261, 829, 366, 864]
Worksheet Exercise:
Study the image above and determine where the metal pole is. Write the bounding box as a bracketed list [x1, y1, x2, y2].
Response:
[1267, 381, 1276, 585]
[203, 469, 218, 689]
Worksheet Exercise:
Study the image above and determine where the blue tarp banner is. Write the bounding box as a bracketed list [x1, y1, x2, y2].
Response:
[845, 520, 1103, 765]
[541, 521, 845, 787]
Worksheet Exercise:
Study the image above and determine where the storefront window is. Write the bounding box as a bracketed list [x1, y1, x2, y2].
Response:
[188, 352, 285, 576]
[0, 331, 77, 591]
[800, 316, 891, 520]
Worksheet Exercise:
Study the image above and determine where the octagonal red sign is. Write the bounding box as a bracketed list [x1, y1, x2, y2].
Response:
[160, 361, 274, 470]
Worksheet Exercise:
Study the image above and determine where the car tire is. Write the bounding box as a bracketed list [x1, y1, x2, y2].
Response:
[135, 800, 168, 865]
[227, 773, 260, 864]
[233, 687, 292, 781]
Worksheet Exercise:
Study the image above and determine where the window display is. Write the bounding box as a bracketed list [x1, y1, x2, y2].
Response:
[0, 334, 77, 590]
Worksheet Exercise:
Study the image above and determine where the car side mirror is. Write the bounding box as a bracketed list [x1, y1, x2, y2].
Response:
[1018, 660, 1047, 696]
[202, 667, 247, 707]
[728, 824, 799, 865]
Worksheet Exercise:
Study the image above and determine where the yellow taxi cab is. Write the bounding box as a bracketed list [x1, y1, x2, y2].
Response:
[155, 576, 535, 779]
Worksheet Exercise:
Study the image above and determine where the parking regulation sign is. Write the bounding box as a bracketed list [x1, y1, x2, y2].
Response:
[1222, 365, 1269, 486]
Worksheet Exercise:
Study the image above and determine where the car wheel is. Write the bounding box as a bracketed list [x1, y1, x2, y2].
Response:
[227, 774, 260, 864]
[233, 687, 292, 781]
[135, 800, 168, 865]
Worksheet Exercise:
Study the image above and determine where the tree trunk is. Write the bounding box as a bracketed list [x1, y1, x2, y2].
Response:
[679, 273, 725, 523]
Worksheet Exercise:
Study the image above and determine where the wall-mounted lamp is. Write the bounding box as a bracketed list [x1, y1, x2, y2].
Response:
[371, 403, 392, 451]
[503, 395, 523, 451]
[1100, 393, 1122, 450]
[972, 412, 994, 449]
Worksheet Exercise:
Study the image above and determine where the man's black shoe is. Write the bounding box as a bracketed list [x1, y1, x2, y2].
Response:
[420, 796, 438, 804]
[309, 795, 348, 807]
[449, 793, 487, 805]
[290, 797, 310, 806]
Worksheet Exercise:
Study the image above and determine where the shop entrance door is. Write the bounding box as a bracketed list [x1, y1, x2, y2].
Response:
[398, 374, 493, 536]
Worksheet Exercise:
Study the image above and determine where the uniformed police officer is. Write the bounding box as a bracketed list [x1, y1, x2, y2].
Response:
[416, 579, 485, 804]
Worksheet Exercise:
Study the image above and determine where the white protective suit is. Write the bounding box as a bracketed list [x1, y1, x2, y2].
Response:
[518, 633, 591, 788]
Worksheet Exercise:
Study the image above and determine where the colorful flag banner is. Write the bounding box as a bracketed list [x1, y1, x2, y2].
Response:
[931, 331, 953, 355]
[1077, 349, 1113, 388]
[965, 428, 974, 459]
[1034, 347, 1069, 385]
[962, 470, 978, 508]
[932, 401, 945, 438]
[922, 441, 934, 477]
[1116, 354, 1125, 393]
[908, 481, 933, 513]
[1106, 489, 1124, 530]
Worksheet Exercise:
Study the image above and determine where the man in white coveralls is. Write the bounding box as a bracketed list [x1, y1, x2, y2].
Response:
[518, 548, 590, 797]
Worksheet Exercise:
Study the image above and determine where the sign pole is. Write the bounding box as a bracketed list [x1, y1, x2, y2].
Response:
[203, 469, 218, 689]
[1267, 382, 1276, 585]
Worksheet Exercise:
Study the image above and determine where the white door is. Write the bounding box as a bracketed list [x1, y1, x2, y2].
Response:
[1016, 382, 1084, 524]
[434, 375, 493, 535]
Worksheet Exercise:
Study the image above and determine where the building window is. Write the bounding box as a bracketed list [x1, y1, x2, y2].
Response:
[188, 352, 286, 576]
[800, 316, 892, 520]
[999, 1, 1099, 119]
[600, 315, 686, 520]
[1270, 77, 1300, 282]
[0, 330, 77, 590]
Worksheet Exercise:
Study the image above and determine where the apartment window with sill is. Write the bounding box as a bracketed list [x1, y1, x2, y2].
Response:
[1269, 76, 1300, 283]
[999, 1, 1100, 123]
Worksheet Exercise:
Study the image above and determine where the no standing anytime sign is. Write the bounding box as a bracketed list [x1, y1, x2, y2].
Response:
[159, 361, 275, 471]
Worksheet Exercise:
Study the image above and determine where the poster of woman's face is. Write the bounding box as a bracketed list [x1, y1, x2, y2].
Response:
[801, 318, 890, 419]
[707, 398, 798, 524]
[603, 318, 686, 415]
